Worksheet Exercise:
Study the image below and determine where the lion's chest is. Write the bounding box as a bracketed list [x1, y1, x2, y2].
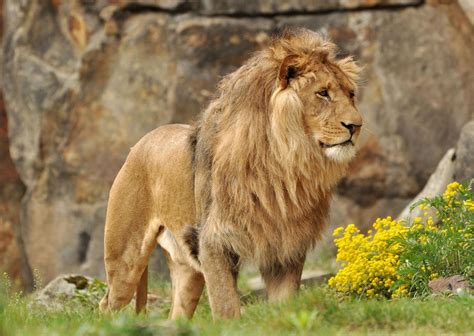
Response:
[219, 205, 329, 269]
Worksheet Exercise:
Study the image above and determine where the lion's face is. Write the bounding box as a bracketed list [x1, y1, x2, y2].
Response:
[299, 64, 363, 163]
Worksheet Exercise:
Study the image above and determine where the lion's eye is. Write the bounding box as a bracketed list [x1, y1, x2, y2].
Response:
[349, 91, 355, 99]
[317, 90, 329, 98]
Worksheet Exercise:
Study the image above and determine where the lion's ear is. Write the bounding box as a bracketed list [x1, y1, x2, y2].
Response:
[278, 55, 298, 89]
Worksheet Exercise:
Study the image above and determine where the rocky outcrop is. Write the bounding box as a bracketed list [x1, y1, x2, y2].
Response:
[199, 0, 423, 14]
[397, 148, 456, 221]
[398, 121, 474, 221]
[454, 121, 474, 183]
[0, 92, 25, 287]
[0, 0, 26, 287]
[1, 0, 473, 288]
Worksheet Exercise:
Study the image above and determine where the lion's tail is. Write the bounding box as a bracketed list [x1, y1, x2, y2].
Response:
[135, 265, 148, 314]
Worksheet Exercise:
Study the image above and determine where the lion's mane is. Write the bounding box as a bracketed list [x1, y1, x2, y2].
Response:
[191, 29, 360, 270]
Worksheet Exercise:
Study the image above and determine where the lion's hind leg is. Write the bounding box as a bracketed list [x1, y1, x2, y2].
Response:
[159, 230, 204, 319]
[100, 168, 160, 313]
[101, 220, 159, 312]
[99, 265, 148, 314]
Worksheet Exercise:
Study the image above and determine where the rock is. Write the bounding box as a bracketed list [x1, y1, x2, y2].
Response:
[454, 121, 474, 183]
[3, 2, 177, 286]
[172, 16, 273, 122]
[31, 274, 169, 311]
[200, 0, 422, 15]
[0, 92, 25, 287]
[428, 275, 471, 294]
[0, 0, 26, 288]
[247, 270, 332, 297]
[458, 0, 474, 25]
[397, 148, 456, 221]
[397, 121, 474, 221]
[31, 274, 94, 310]
[117, 0, 195, 11]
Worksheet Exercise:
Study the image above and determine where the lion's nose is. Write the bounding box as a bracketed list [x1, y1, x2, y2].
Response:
[341, 122, 362, 135]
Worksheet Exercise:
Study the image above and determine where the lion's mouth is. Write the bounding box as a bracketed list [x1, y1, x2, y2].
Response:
[319, 139, 353, 148]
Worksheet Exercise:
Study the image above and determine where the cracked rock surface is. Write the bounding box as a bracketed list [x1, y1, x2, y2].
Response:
[1, 0, 473, 288]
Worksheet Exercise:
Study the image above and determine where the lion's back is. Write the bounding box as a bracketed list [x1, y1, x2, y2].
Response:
[110, 124, 196, 230]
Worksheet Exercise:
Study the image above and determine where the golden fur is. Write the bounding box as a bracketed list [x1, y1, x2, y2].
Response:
[100, 28, 363, 319]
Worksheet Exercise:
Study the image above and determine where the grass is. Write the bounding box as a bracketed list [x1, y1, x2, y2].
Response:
[0, 276, 473, 336]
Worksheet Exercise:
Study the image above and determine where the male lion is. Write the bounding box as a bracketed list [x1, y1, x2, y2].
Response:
[100, 28, 363, 319]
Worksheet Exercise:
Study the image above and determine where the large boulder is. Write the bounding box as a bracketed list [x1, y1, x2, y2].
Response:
[1, 0, 473, 287]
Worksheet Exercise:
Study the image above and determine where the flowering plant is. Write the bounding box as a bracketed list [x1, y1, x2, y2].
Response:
[328, 181, 473, 298]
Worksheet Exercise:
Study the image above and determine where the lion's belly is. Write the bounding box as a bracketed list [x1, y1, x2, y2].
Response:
[135, 124, 196, 232]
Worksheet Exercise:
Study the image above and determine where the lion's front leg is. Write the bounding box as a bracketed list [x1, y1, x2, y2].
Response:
[199, 237, 241, 319]
[261, 258, 305, 303]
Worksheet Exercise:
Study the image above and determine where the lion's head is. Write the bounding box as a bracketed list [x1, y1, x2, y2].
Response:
[197, 28, 363, 220]
[269, 29, 363, 164]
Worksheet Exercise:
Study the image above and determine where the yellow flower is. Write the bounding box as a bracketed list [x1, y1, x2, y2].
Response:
[443, 181, 462, 201]
[427, 217, 434, 227]
[419, 203, 428, 211]
[333, 227, 344, 237]
[392, 284, 409, 298]
[418, 235, 428, 244]
[464, 199, 474, 211]
[328, 217, 407, 299]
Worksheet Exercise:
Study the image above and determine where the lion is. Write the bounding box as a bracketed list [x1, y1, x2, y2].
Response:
[99, 28, 363, 320]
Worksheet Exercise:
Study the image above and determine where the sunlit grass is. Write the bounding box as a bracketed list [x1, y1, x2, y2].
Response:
[1, 275, 472, 336]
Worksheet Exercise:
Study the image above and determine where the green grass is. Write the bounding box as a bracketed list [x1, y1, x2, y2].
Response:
[1, 279, 473, 336]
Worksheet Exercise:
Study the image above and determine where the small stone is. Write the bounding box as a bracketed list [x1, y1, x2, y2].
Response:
[30, 274, 93, 310]
[428, 275, 471, 294]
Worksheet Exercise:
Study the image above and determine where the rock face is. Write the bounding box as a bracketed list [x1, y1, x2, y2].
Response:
[397, 148, 456, 221]
[454, 121, 474, 183]
[0, 92, 25, 287]
[398, 121, 474, 221]
[199, 0, 423, 14]
[0, 0, 26, 287]
[1, 0, 473, 288]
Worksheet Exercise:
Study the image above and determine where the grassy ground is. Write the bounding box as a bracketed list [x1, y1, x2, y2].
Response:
[1, 277, 473, 336]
